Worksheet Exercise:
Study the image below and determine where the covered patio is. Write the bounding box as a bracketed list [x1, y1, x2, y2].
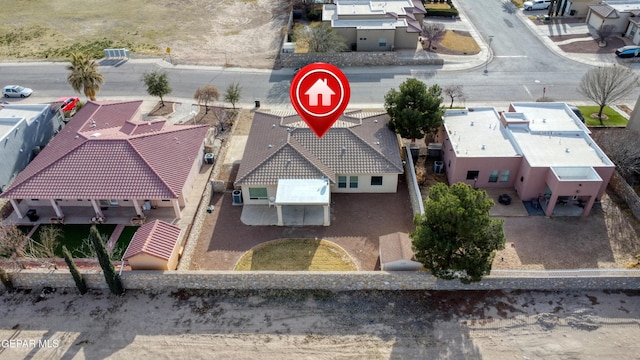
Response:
[240, 179, 331, 226]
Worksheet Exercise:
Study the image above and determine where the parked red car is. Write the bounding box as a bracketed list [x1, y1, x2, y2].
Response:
[57, 96, 80, 113]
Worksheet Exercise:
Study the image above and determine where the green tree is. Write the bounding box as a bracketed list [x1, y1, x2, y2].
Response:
[384, 79, 444, 142]
[224, 82, 242, 109]
[295, 23, 348, 53]
[578, 65, 640, 125]
[66, 52, 104, 101]
[63, 245, 88, 295]
[142, 70, 172, 107]
[411, 183, 506, 284]
[194, 84, 220, 114]
[89, 226, 124, 295]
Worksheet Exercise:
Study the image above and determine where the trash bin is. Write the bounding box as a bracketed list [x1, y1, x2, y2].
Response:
[26, 209, 39, 222]
[569, 9, 576, 16]
[255, 98, 261, 108]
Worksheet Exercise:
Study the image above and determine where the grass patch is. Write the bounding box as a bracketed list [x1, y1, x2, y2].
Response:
[578, 106, 629, 126]
[425, 3, 451, 9]
[31, 224, 116, 258]
[440, 30, 481, 53]
[112, 226, 138, 260]
[234, 238, 358, 271]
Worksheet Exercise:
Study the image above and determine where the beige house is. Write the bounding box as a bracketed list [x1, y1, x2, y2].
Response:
[123, 220, 183, 270]
[234, 110, 404, 226]
[322, 0, 426, 51]
[586, 0, 640, 36]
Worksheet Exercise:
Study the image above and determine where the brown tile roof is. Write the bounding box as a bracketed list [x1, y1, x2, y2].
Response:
[1, 101, 208, 199]
[589, 4, 619, 18]
[379, 232, 416, 264]
[123, 220, 181, 261]
[235, 111, 403, 186]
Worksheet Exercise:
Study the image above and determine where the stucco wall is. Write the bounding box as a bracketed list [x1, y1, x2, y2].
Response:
[5, 269, 640, 292]
[279, 52, 443, 69]
[330, 174, 399, 193]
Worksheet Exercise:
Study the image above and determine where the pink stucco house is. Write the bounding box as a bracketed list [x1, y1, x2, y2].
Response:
[0, 100, 209, 223]
[436, 102, 615, 216]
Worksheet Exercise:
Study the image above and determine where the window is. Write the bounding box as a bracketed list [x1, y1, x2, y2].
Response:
[378, 38, 387, 47]
[338, 176, 347, 188]
[499, 170, 511, 182]
[488, 170, 499, 183]
[631, 25, 637, 36]
[249, 187, 268, 199]
[466, 170, 479, 180]
[371, 176, 383, 186]
[349, 176, 358, 188]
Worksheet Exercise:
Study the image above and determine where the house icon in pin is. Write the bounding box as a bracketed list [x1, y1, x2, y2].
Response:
[304, 78, 335, 107]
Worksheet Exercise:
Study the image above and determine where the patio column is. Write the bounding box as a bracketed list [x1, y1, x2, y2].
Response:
[90, 199, 104, 217]
[276, 205, 283, 226]
[132, 199, 143, 217]
[545, 193, 558, 216]
[50, 199, 64, 218]
[323, 205, 330, 226]
[10, 199, 24, 219]
[171, 199, 181, 219]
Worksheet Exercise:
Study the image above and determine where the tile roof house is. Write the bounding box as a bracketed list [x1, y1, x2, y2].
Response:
[379, 232, 424, 271]
[0, 103, 65, 193]
[1, 100, 209, 223]
[123, 219, 183, 270]
[586, 0, 640, 36]
[322, 0, 426, 51]
[235, 110, 404, 226]
[436, 102, 615, 216]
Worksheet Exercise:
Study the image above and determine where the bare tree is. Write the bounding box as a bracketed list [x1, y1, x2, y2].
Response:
[295, 24, 348, 53]
[420, 22, 446, 51]
[0, 221, 25, 260]
[592, 129, 640, 183]
[194, 85, 220, 115]
[597, 24, 615, 46]
[19, 226, 60, 269]
[578, 65, 640, 125]
[443, 85, 465, 109]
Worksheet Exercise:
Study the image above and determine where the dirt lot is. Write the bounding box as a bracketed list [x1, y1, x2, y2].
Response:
[1, 288, 639, 359]
[0, 0, 289, 68]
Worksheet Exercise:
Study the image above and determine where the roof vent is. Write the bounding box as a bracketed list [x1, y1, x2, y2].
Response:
[565, 147, 570, 153]
[90, 132, 101, 137]
[481, 144, 486, 150]
[374, 119, 378, 123]
[375, 141, 380, 145]
[272, 124, 276, 128]
[268, 144, 273, 148]
[286, 159, 292, 163]
[542, 118, 547, 123]
[470, 121, 474, 126]
[75, 135, 79, 139]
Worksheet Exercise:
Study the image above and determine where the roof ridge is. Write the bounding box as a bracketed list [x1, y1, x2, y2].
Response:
[347, 123, 404, 172]
[235, 142, 289, 184]
[288, 137, 336, 181]
[128, 139, 179, 197]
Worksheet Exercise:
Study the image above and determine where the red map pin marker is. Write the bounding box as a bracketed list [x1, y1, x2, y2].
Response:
[290, 63, 351, 138]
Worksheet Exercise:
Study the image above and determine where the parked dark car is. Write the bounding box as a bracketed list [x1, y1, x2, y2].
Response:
[615, 45, 640, 58]
[569, 105, 585, 123]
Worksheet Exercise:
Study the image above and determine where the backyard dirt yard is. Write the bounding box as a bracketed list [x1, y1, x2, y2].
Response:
[0, 0, 289, 68]
[1, 288, 640, 359]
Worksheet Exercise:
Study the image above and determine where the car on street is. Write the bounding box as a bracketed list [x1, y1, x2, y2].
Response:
[523, 0, 551, 10]
[57, 96, 80, 113]
[3, 85, 33, 98]
[615, 45, 640, 58]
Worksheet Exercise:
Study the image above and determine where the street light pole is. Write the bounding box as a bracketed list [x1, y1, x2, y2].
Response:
[484, 36, 493, 74]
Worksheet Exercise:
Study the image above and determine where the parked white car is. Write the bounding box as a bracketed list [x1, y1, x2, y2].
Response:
[523, 0, 551, 10]
[3, 85, 33, 98]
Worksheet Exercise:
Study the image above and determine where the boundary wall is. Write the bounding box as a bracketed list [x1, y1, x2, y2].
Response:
[5, 269, 640, 292]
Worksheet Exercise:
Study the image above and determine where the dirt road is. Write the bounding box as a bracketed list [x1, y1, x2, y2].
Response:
[1, 288, 639, 359]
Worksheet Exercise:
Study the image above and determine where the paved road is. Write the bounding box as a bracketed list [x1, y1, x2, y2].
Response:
[1, 0, 639, 108]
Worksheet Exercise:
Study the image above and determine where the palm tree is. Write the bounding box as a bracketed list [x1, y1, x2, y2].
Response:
[66, 52, 104, 101]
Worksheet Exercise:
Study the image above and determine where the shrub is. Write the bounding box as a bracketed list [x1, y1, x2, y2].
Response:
[308, 8, 322, 21]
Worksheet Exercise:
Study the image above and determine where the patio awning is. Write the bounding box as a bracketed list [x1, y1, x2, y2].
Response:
[275, 179, 330, 205]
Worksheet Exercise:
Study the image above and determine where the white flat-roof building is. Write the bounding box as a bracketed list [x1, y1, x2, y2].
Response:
[437, 102, 614, 216]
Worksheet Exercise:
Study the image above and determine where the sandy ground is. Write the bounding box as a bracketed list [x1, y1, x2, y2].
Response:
[1, 288, 639, 359]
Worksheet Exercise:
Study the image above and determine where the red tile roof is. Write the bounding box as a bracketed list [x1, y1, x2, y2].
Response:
[1, 101, 208, 199]
[123, 220, 182, 261]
